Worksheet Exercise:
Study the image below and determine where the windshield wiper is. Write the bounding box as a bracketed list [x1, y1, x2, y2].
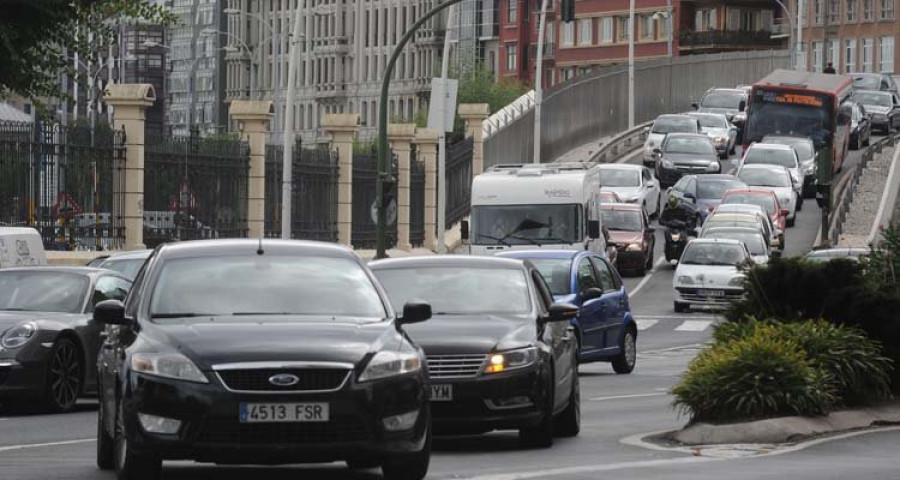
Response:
[504, 234, 540, 245]
[476, 234, 512, 247]
[151, 313, 218, 319]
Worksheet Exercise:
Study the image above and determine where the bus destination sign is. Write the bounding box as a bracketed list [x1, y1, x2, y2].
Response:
[759, 90, 825, 107]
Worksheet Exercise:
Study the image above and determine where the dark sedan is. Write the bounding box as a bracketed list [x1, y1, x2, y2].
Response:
[370, 256, 580, 448]
[94, 240, 432, 480]
[851, 90, 900, 133]
[653, 133, 722, 188]
[87, 249, 152, 280]
[847, 101, 872, 151]
[601, 204, 656, 276]
[0, 267, 131, 412]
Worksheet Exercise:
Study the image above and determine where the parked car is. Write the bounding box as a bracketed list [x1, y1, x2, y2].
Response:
[847, 72, 899, 93]
[701, 226, 775, 265]
[600, 204, 656, 276]
[0, 267, 131, 412]
[87, 249, 152, 280]
[642, 114, 702, 168]
[370, 256, 581, 446]
[597, 164, 661, 217]
[495, 250, 636, 370]
[761, 134, 819, 197]
[653, 133, 722, 188]
[804, 247, 870, 263]
[846, 101, 873, 150]
[687, 112, 737, 158]
[94, 240, 433, 480]
[738, 143, 804, 211]
[850, 90, 900, 133]
[692, 87, 749, 141]
[673, 238, 752, 313]
[720, 187, 788, 249]
[736, 164, 799, 227]
[665, 174, 746, 224]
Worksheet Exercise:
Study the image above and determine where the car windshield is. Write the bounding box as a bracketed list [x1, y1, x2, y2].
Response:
[852, 75, 882, 90]
[722, 193, 777, 215]
[738, 168, 791, 187]
[853, 91, 892, 107]
[665, 137, 715, 155]
[0, 272, 88, 313]
[527, 258, 572, 295]
[704, 231, 767, 255]
[652, 117, 698, 134]
[374, 267, 530, 315]
[599, 169, 640, 187]
[692, 114, 728, 128]
[681, 243, 747, 266]
[98, 258, 146, 279]
[744, 148, 797, 168]
[763, 137, 814, 161]
[701, 92, 744, 109]
[149, 256, 386, 319]
[470, 204, 580, 245]
[601, 209, 643, 232]
[697, 179, 745, 200]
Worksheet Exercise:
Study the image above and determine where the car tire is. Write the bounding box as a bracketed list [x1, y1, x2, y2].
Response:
[787, 216, 796, 228]
[612, 329, 637, 374]
[519, 371, 555, 449]
[97, 397, 115, 470]
[554, 372, 580, 438]
[43, 337, 83, 413]
[864, 132, 871, 146]
[115, 404, 162, 480]
[381, 427, 431, 480]
[653, 195, 661, 218]
[796, 194, 803, 212]
[674, 301, 689, 313]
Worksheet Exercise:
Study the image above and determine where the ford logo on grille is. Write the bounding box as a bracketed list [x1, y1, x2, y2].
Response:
[268, 373, 300, 387]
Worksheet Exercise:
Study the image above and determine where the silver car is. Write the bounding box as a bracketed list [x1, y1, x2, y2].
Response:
[688, 112, 737, 159]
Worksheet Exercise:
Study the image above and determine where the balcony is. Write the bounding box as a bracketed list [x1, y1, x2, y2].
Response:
[312, 36, 351, 56]
[679, 29, 786, 52]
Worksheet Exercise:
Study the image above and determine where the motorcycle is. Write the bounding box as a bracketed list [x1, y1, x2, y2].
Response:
[664, 219, 692, 263]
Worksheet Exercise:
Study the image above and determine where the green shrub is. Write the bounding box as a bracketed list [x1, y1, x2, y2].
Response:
[673, 325, 834, 424]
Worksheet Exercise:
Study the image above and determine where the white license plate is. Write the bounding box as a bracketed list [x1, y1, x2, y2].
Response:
[239, 403, 329, 423]
[700, 289, 725, 297]
[430, 384, 453, 402]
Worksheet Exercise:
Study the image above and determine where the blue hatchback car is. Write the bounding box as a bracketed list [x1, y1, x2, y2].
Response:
[497, 250, 637, 373]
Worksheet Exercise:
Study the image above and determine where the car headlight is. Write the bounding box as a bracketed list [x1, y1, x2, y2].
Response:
[728, 276, 745, 286]
[0, 322, 37, 349]
[485, 347, 538, 374]
[803, 161, 816, 175]
[706, 162, 720, 172]
[131, 352, 209, 383]
[359, 349, 422, 382]
[662, 158, 674, 168]
[714, 136, 726, 144]
[677, 275, 694, 284]
[626, 243, 643, 251]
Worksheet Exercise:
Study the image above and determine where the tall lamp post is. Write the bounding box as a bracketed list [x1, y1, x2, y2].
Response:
[628, 0, 635, 129]
[532, 0, 550, 164]
[281, 9, 306, 240]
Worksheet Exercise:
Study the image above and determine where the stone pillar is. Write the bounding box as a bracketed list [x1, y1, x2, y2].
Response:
[458, 103, 491, 175]
[414, 128, 439, 251]
[321, 114, 360, 246]
[229, 100, 274, 239]
[104, 84, 156, 251]
[388, 124, 417, 251]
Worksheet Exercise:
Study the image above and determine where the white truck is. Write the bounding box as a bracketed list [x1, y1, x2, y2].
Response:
[462, 163, 611, 257]
[0, 227, 47, 268]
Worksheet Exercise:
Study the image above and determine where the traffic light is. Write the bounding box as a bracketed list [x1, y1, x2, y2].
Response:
[560, 0, 575, 23]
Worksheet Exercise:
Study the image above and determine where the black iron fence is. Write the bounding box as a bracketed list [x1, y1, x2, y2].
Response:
[264, 142, 339, 241]
[445, 138, 474, 229]
[0, 120, 125, 250]
[410, 151, 426, 248]
[352, 152, 397, 249]
[143, 133, 250, 248]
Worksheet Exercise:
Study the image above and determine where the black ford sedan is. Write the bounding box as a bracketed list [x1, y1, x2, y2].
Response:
[93, 240, 432, 480]
[370, 256, 580, 448]
[0, 267, 131, 412]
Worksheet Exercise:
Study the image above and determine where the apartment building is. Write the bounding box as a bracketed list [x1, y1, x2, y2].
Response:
[797, 0, 896, 74]
[679, 0, 788, 56]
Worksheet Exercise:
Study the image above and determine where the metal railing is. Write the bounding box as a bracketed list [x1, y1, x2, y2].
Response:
[679, 30, 785, 48]
[352, 152, 398, 249]
[587, 120, 654, 164]
[444, 138, 474, 229]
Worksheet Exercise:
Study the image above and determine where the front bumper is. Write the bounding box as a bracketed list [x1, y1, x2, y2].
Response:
[674, 287, 744, 308]
[0, 345, 54, 401]
[871, 115, 891, 132]
[121, 370, 429, 464]
[613, 250, 647, 270]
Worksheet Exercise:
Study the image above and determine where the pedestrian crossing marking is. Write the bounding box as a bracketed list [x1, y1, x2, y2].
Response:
[674, 320, 714, 332]
[635, 320, 658, 331]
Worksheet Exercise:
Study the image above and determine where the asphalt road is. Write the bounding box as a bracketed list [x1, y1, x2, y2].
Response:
[2, 139, 898, 479]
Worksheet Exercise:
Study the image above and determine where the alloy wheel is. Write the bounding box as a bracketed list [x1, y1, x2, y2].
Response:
[48, 339, 82, 411]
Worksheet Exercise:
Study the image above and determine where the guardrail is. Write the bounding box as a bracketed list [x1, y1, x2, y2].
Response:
[828, 133, 899, 246]
[587, 121, 654, 164]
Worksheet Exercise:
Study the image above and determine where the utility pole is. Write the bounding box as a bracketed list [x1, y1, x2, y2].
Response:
[628, 0, 635, 129]
[436, 5, 456, 254]
[797, 0, 805, 70]
[282, 7, 305, 240]
[532, 0, 550, 164]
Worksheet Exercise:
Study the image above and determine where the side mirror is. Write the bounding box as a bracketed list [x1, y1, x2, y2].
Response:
[691, 102, 699, 110]
[460, 220, 470, 241]
[581, 287, 605, 301]
[547, 302, 580, 322]
[93, 299, 130, 325]
[588, 220, 601, 239]
[780, 208, 789, 217]
[738, 100, 747, 112]
[397, 300, 432, 326]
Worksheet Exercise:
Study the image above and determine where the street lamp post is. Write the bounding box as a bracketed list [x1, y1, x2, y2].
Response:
[224, 8, 281, 101]
[281, 8, 306, 240]
[532, 0, 550, 164]
[628, 0, 635, 129]
[774, 0, 796, 70]
[200, 28, 273, 98]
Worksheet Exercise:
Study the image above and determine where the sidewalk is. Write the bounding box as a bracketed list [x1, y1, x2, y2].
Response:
[838, 143, 899, 247]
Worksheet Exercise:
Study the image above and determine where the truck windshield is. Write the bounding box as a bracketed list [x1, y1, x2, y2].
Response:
[471, 204, 580, 246]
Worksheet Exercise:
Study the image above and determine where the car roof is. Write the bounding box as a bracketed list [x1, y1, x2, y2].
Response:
[665, 132, 709, 140]
[0, 265, 112, 277]
[156, 239, 357, 261]
[854, 89, 892, 96]
[597, 163, 643, 171]
[695, 174, 739, 182]
[746, 142, 794, 152]
[703, 227, 766, 236]
[687, 111, 728, 119]
[715, 204, 766, 213]
[369, 255, 527, 270]
[705, 88, 746, 95]
[102, 249, 153, 261]
[739, 163, 789, 173]
[707, 213, 763, 222]
[762, 134, 813, 143]
[723, 187, 778, 196]
[656, 114, 695, 120]
[496, 250, 585, 261]
[688, 237, 744, 246]
[601, 203, 643, 212]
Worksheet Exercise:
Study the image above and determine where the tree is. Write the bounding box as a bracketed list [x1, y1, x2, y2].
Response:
[0, 0, 172, 110]
[454, 63, 529, 136]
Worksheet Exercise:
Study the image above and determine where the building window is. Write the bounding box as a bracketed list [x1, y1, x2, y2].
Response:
[600, 17, 614, 44]
[640, 14, 655, 40]
[797, 43, 808, 71]
[579, 18, 592, 46]
[829, 38, 840, 68]
[814, 0, 825, 23]
[864, 0, 875, 19]
[881, 36, 895, 72]
[506, 43, 517, 70]
[845, 38, 856, 72]
[695, 9, 717, 31]
[616, 16, 629, 42]
[828, 0, 840, 23]
[563, 21, 575, 46]
[847, 0, 858, 21]
[813, 41, 824, 72]
[881, 0, 895, 19]
[862, 38, 874, 71]
[562, 67, 576, 81]
[508, 0, 517, 23]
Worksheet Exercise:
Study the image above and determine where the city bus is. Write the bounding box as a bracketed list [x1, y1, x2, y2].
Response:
[744, 69, 853, 186]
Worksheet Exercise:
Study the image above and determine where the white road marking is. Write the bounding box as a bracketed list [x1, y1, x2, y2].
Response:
[639, 315, 716, 321]
[675, 320, 714, 332]
[635, 319, 658, 330]
[459, 456, 716, 480]
[0, 438, 93, 453]
[589, 392, 669, 402]
[627, 256, 666, 298]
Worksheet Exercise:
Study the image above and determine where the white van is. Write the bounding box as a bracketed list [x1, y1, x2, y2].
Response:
[0, 227, 47, 268]
[463, 163, 610, 257]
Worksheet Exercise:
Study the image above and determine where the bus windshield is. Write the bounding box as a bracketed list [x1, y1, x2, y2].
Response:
[746, 100, 832, 148]
[470, 204, 581, 246]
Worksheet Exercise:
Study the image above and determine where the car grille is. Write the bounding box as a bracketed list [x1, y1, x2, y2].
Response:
[216, 368, 350, 393]
[426, 355, 487, 379]
[197, 416, 369, 445]
[675, 164, 710, 173]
